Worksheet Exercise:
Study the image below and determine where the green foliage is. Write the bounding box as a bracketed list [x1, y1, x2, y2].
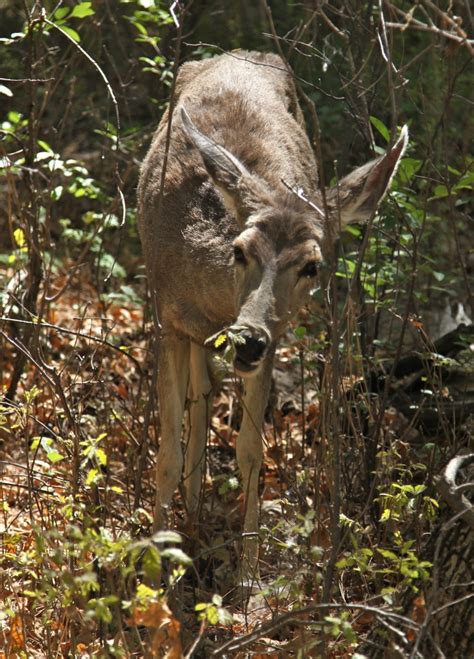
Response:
[1, 118, 127, 291]
[81, 432, 108, 487]
[195, 594, 233, 626]
[263, 509, 325, 604]
[49, 2, 95, 43]
[324, 612, 357, 645]
[30, 435, 65, 464]
[378, 482, 438, 524]
[0, 491, 192, 650]
[337, 121, 471, 324]
[116, 0, 175, 94]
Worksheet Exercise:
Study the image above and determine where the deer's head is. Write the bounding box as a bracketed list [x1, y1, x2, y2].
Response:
[182, 108, 407, 376]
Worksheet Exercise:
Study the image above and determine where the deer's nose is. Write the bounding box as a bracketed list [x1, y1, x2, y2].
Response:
[235, 330, 268, 367]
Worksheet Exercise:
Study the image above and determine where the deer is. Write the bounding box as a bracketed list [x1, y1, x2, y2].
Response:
[137, 50, 407, 586]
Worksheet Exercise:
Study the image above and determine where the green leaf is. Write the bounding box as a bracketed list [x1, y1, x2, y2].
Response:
[207, 607, 219, 625]
[455, 170, 474, 189]
[377, 548, 398, 561]
[95, 448, 107, 467]
[136, 583, 159, 602]
[217, 607, 234, 625]
[344, 224, 361, 237]
[35, 151, 54, 162]
[53, 7, 70, 20]
[51, 185, 64, 200]
[379, 508, 392, 522]
[46, 450, 65, 464]
[413, 484, 426, 495]
[85, 468, 98, 485]
[398, 157, 422, 183]
[142, 546, 161, 580]
[70, 2, 95, 19]
[37, 139, 53, 152]
[134, 22, 148, 36]
[370, 116, 390, 142]
[60, 25, 81, 42]
[381, 587, 396, 596]
[433, 185, 449, 199]
[324, 615, 341, 625]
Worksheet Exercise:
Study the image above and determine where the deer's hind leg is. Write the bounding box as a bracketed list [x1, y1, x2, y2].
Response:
[154, 333, 190, 530]
[184, 343, 213, 519]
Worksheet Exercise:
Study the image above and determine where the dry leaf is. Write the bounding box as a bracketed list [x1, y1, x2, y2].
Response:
[134, 600, 183, 658]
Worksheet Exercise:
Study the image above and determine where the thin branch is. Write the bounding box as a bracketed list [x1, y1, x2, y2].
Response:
[1, 315, 143, 372]
[0, 76, 53, 83]
[212, 602, 418, 655]
[42, 15, 121, 134]
[281, 179, 324, 218]
[383, 1, 474, 55]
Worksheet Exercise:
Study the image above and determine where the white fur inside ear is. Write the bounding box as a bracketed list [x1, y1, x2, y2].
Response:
[369, 123, 409, 209]
[326, 124, 410, 228]
[398, 124, 409, 151]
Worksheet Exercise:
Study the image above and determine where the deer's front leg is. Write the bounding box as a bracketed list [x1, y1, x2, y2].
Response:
[236, 347, 275, 585]
[154, 334, 190, 530]
[184, 343, 213, 518]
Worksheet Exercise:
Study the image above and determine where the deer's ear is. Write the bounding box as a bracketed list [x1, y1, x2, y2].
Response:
[181, 107, 267, 224]
[326, 126, 408, 228]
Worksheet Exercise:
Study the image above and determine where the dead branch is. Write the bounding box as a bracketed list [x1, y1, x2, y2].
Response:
[384, 1, 474, 55]
[211, 602, 419, 656]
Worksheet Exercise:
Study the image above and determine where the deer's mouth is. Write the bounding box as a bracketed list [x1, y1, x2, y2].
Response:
[204, 327, 268, 377]
[233, 356, 261, 376]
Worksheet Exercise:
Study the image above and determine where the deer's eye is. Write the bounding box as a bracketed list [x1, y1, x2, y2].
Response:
[233, 245, 247, 265]
[299, 261, 318, 278]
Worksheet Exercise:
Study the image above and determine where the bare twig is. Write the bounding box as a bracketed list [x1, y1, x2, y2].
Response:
[212, 602, 419, 655]
[42, 15, 121, 134]
[378, 0, 398, 136]
[384, 1, 474, 55]
[281, 179, 324, 217]
[1, 315, 144, 371]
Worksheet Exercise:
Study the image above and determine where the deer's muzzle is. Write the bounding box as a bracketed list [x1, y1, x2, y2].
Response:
[232, 327, 269, 376]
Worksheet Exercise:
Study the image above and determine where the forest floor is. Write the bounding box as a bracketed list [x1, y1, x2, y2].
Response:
[1, 265, 472, 657]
